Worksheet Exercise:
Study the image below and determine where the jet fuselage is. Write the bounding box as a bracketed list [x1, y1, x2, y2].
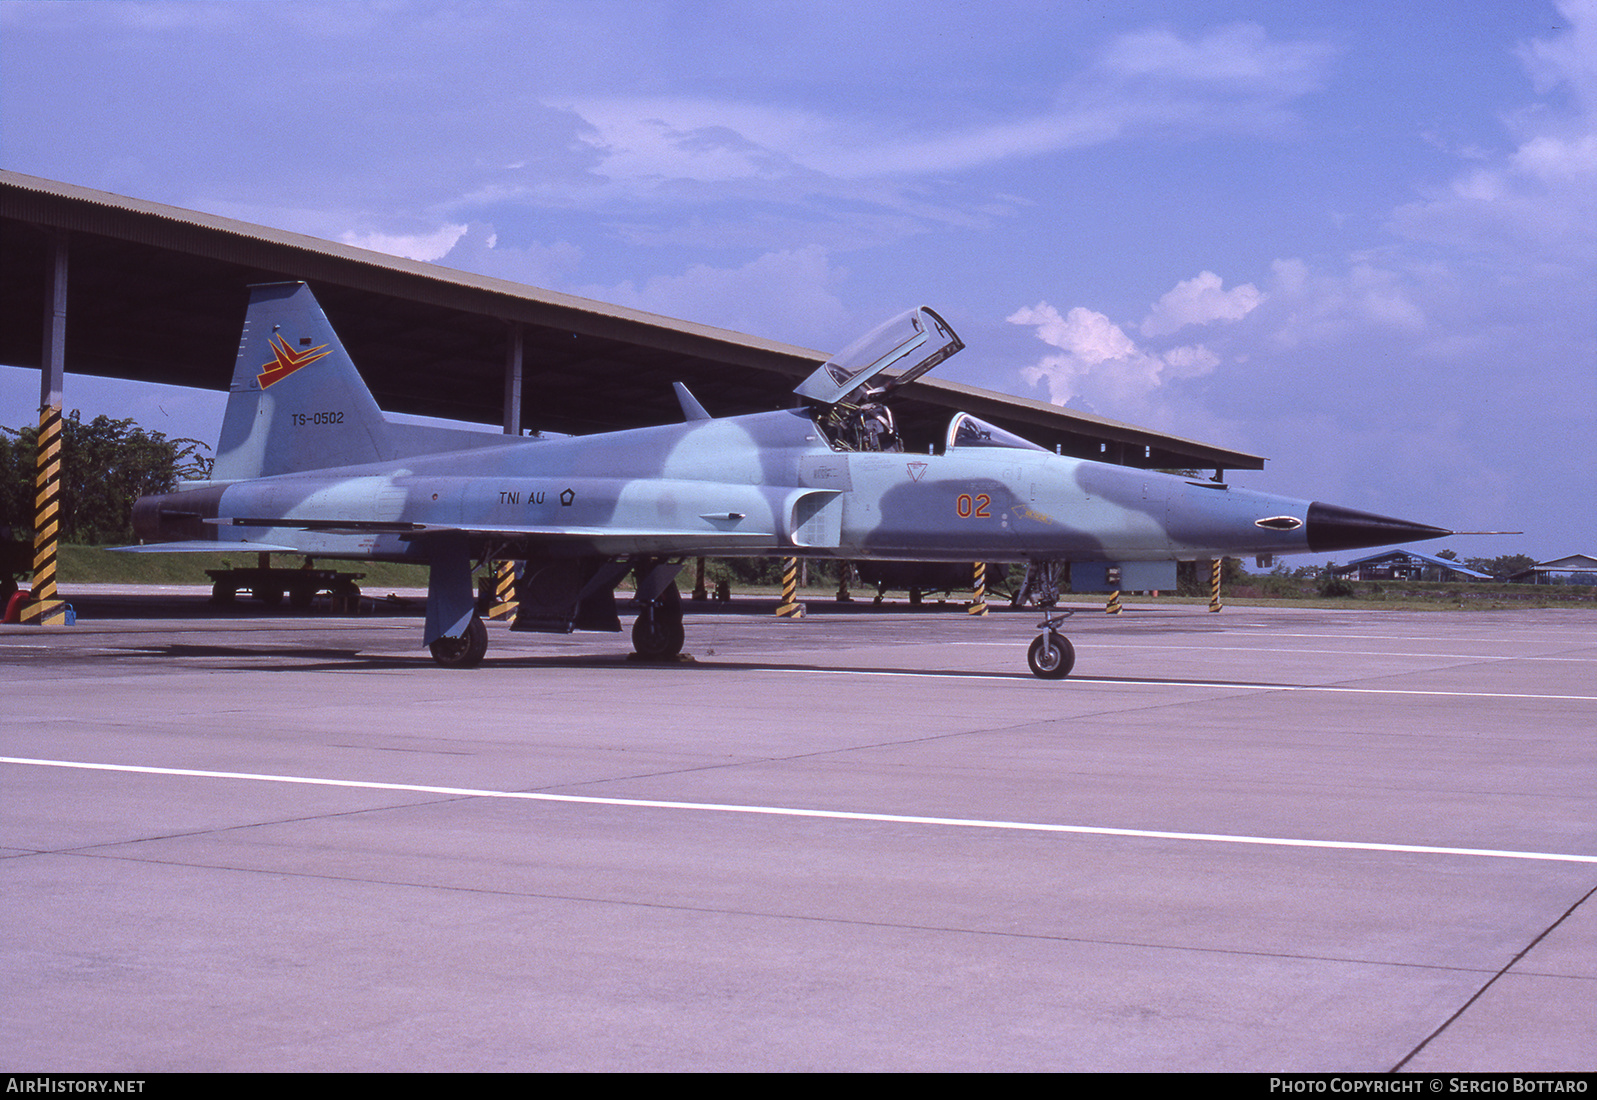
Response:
[138, 405, 1348, 566]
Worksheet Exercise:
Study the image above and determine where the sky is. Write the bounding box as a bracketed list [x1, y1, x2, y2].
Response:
[2, 0, 1593, 563]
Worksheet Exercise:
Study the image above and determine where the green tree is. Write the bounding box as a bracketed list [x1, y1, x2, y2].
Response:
[1462, 553, 1538, 580]
[0, 413, 212, 545]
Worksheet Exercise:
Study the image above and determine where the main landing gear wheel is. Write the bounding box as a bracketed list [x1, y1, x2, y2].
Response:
[1027, 631, 1075, 679]
[632, 582, 685, 659]
[430, 615, 488, 668]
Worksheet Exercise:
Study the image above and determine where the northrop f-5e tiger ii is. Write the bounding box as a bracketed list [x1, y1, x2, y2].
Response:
[123, 282, 1449, 676]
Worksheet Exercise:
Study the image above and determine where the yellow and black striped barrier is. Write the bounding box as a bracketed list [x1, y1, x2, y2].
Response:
[775, 556, 804, 618]
[1209, 559, 1223, 613]
[968, 561, 987, 615]
[1105, 589, 1122, 615]
[487, 560, 518, 620]
[23, 405, 67, 626]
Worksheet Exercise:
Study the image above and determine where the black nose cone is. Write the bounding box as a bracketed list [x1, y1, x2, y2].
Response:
[1306, 502, 1452, 554]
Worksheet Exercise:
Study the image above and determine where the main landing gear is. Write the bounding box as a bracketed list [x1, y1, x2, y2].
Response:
[1022, 560, 1075, 679]
[424, 554, 688, 668]
[631, 571, 685, 660]
[429, 615, 488, 668]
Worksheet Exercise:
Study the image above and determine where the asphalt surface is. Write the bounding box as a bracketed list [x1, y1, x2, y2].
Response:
[3, 590, 1594, 1071]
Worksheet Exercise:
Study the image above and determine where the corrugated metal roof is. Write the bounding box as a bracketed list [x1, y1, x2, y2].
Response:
[0, 170, 1265, 470]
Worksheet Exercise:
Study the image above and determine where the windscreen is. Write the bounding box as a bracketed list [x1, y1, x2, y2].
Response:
[945, 413, 1048, 453]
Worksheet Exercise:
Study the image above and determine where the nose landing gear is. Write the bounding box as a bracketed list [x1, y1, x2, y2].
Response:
[1021, 560, 1075, 679]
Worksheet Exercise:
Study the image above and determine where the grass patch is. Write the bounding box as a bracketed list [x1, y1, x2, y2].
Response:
[51, 545, 430, 588]
[1220, 576, 1596, 609]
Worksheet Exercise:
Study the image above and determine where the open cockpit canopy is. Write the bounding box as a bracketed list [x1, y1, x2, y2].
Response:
[793, 306, 964, 407]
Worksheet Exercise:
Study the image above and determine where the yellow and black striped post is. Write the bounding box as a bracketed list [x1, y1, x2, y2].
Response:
[487, 560, 518, 620]
[775, 556, 804, 618]
[23, 405, 68, 625]
[968, 561, 988, 615]
[1209, 559, 1223, 613]
[1105, 588, 1122, 615]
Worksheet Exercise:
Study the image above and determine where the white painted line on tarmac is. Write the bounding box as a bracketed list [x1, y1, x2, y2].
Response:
[754, 666, 1597, 701]
[1230, 630, 1587, 644]
[947, 640, 1581, 660]
[6, 755, 1596, 866]
[949, 641, 1595, 662]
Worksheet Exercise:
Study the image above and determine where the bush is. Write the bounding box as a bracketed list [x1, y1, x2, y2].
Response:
[1318, 576, 1357, 598]
[1, 412, 212, 545]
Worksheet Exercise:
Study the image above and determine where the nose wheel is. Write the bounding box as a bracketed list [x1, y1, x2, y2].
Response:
[1027, 630, 1074, 679]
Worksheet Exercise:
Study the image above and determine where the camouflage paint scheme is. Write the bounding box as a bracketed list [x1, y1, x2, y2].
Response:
[125, 283, 1448, 674]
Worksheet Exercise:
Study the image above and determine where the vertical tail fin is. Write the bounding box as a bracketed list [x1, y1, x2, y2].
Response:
[212, 282, 394, 480]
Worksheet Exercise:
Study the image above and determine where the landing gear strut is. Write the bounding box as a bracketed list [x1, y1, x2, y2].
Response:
[1022, 561, 1075, 679]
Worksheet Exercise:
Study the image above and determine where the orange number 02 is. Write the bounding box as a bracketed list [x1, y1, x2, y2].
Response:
[955, 493, 991, 518]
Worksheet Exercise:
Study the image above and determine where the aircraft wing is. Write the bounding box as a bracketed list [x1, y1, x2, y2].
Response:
[410, 522, 779, 547]
[110, 539, 303, 553]
[206, 516, 780, 554]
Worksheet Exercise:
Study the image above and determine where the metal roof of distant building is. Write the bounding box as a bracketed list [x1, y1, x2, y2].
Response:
[1341, 548, 1493, 578]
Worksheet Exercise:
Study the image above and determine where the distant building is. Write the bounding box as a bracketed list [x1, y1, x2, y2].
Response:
[1507, 554, 1597, 586]
[1333, 549, 1493, 582]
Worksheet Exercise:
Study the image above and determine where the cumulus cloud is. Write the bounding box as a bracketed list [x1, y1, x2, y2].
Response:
[1009, 265, 1273, 415]
[1007, 300, 1221, 416]
[340, 224, 469, 263]
[437, 224, 584, 288]
[1140, 271, 1262, 337]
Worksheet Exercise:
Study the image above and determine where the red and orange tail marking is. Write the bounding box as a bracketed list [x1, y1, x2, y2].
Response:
[257, 333, 331, 389]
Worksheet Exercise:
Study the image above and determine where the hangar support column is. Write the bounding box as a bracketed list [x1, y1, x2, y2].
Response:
[503, 323, 523, 437]
[491, 323, 525, 621]
[24, 231, 69, 626]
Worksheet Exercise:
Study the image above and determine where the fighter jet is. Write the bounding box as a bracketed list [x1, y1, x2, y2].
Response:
[123, 282, 1449, 677]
